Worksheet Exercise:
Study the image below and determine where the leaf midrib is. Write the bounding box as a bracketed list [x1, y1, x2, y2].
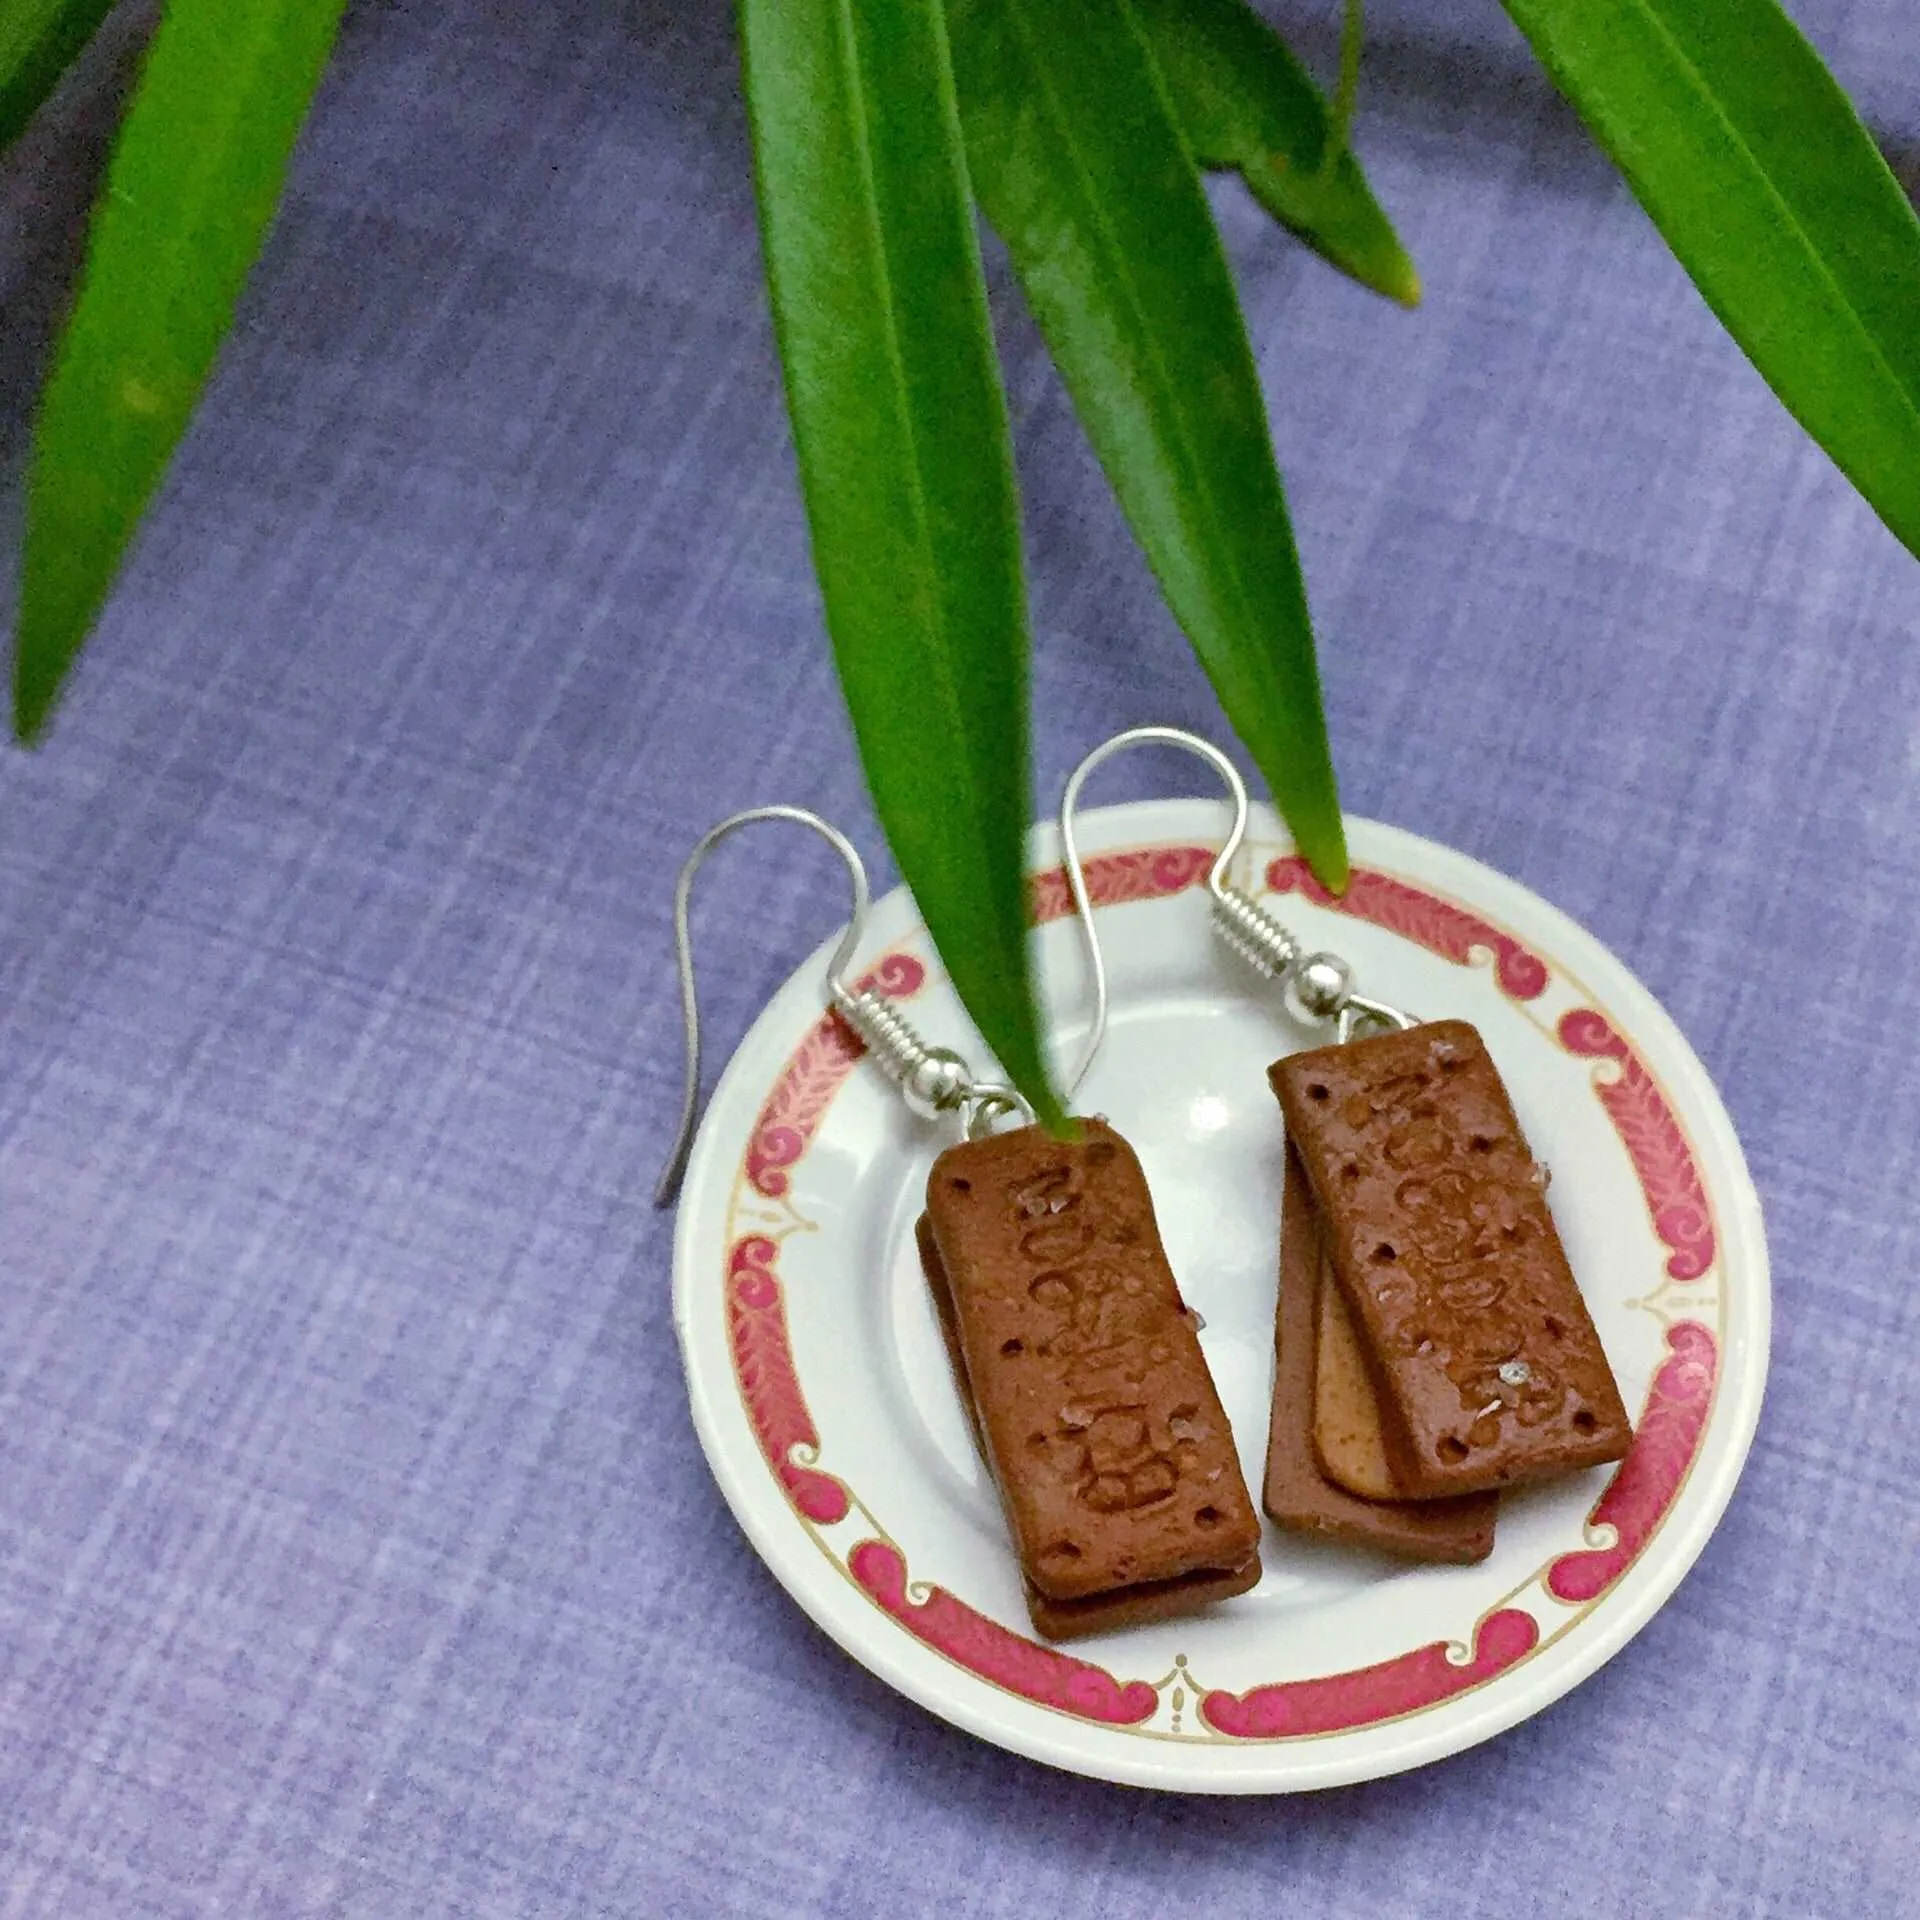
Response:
[1595, 0, 1920, 429]
[832, 0, 994, 857]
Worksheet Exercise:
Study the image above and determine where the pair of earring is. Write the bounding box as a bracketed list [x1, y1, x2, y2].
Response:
[659, 730, 1632, 1643]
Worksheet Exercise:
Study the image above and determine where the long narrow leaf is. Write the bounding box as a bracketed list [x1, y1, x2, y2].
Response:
[15, 0, 349, 739]
[949, 0, 1348, 887]
[740, 0, 1064, 1129]
[1501, 0, 1920, 556]
[1132, 0, 1417, 306]
[0, 0, 118, 154]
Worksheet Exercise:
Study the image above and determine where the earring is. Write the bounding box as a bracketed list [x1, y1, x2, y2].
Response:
[654, 803, 1030, 1209]
[656, 804, 1262, 1643]
[1058, 728, 1631, 1569]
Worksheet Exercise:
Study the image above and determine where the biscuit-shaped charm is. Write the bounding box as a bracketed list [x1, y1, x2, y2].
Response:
[917, 1217, 1260, 1639]
[1312, 1261, 1403, 1501]
[919, 1120, 1260, 1636]
[1271, 1021, 1631, 1499]
[1263, 1148, 1498, 1561]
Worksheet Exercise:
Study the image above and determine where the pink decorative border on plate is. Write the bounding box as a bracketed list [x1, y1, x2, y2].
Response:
[724, 850, 1724, 1739]
[850, 1542, 1159, 1726]
[728, 1236, 850, 1525]
[1545, 1321, 1717, 1603]
[1559, 1009, 1716, 1281]
[1202, 1609, 1542, 1737]
[1028, 845, 1212, 927]
[1267, 855, 1550, 1001]
[746, 954, 928, 1198]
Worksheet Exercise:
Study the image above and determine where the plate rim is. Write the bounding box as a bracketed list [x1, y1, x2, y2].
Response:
[671, 800, 1771, 1792]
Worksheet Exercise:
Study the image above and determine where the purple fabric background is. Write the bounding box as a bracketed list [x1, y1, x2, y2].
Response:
[2, 1, 1917, 1911]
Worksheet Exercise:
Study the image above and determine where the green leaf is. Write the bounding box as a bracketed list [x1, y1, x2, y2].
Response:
[0, 0, 118, 153]
[949, 0, 1349, 887]
[15, 0, 349, 740]
[739, 0, 1066, 1130]
[1327, 0, 1365, 173]
[1130, 0, 1418, 307]
[1500, 0, 1920, 557]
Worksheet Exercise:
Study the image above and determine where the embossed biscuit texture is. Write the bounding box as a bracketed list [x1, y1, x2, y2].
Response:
[916, 1215, 1262, 1641]
[922, 1120, 1260, 1604]
[1264, 1148, 1498, 1561]
[1272, 1021, 1631, 1498]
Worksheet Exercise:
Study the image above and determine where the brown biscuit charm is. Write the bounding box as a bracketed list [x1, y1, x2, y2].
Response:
[1271, 1020, 1631, 1499]
[1263, 1148, 1498, 1562]
[1312, 1268, 1403, 1501]
[919, 1120, 1260, 1632]
[1021, 1559, 1262, 1639]
[916, 1216, 1260, 1640]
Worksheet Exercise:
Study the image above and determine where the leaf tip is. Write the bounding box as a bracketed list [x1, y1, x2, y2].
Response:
[1303, 821, 1351, 898]
[11, 651, 58, 748]
[1024, 1076, 1074, 1140]
[11, 578, 77, 747]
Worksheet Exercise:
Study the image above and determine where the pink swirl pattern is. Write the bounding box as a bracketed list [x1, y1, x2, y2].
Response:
[1547, 1321, 1717, 1603]
[848, 1541, 1159, 1726]
[727, 1237, 849, 1524]
[1558, 1009, 1716, 1280]
[1266, 856, 1550, 1000]
[1028, 846, 1212, 927]
[746, 953, 928, 1197]
[1201, 1609, 1541, 1738]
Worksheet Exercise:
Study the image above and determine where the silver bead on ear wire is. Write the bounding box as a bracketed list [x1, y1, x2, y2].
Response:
[1057, 727, 1415, 1068]
[1285, 952, 1354, 1024]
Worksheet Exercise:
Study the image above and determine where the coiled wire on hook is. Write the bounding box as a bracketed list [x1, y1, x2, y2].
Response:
[829, 980, 981, 1124]
[655, 805, 1028, 1207]
[1056, 726, 1413, 1091]
[1208, 883, 1302, 982]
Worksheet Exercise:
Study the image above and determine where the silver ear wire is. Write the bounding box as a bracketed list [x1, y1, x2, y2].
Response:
[655, 806, 872, 1208]
[1061, 726, 1304, 1091]
[656, 805, 1037, 1207]
[1057, 726, 1412, 1083]
[1059, 727, 1249, 1096]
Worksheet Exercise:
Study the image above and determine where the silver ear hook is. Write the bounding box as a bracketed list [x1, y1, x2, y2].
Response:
[1057, 726, 1413, 1082]
[655, 806, 873, 1207]
[1059, 726, 1248, 1096]
[656, 805, 1036, 1207]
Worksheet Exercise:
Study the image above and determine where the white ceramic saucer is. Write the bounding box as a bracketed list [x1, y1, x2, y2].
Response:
[670, 800, 1768, 1791]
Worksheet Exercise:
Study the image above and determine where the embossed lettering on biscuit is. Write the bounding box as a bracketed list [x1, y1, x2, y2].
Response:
[920, 1119, 1261, 1610]
[1263, 1146, 1498, 1561]
[1272, 1021, 1631, 1499]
